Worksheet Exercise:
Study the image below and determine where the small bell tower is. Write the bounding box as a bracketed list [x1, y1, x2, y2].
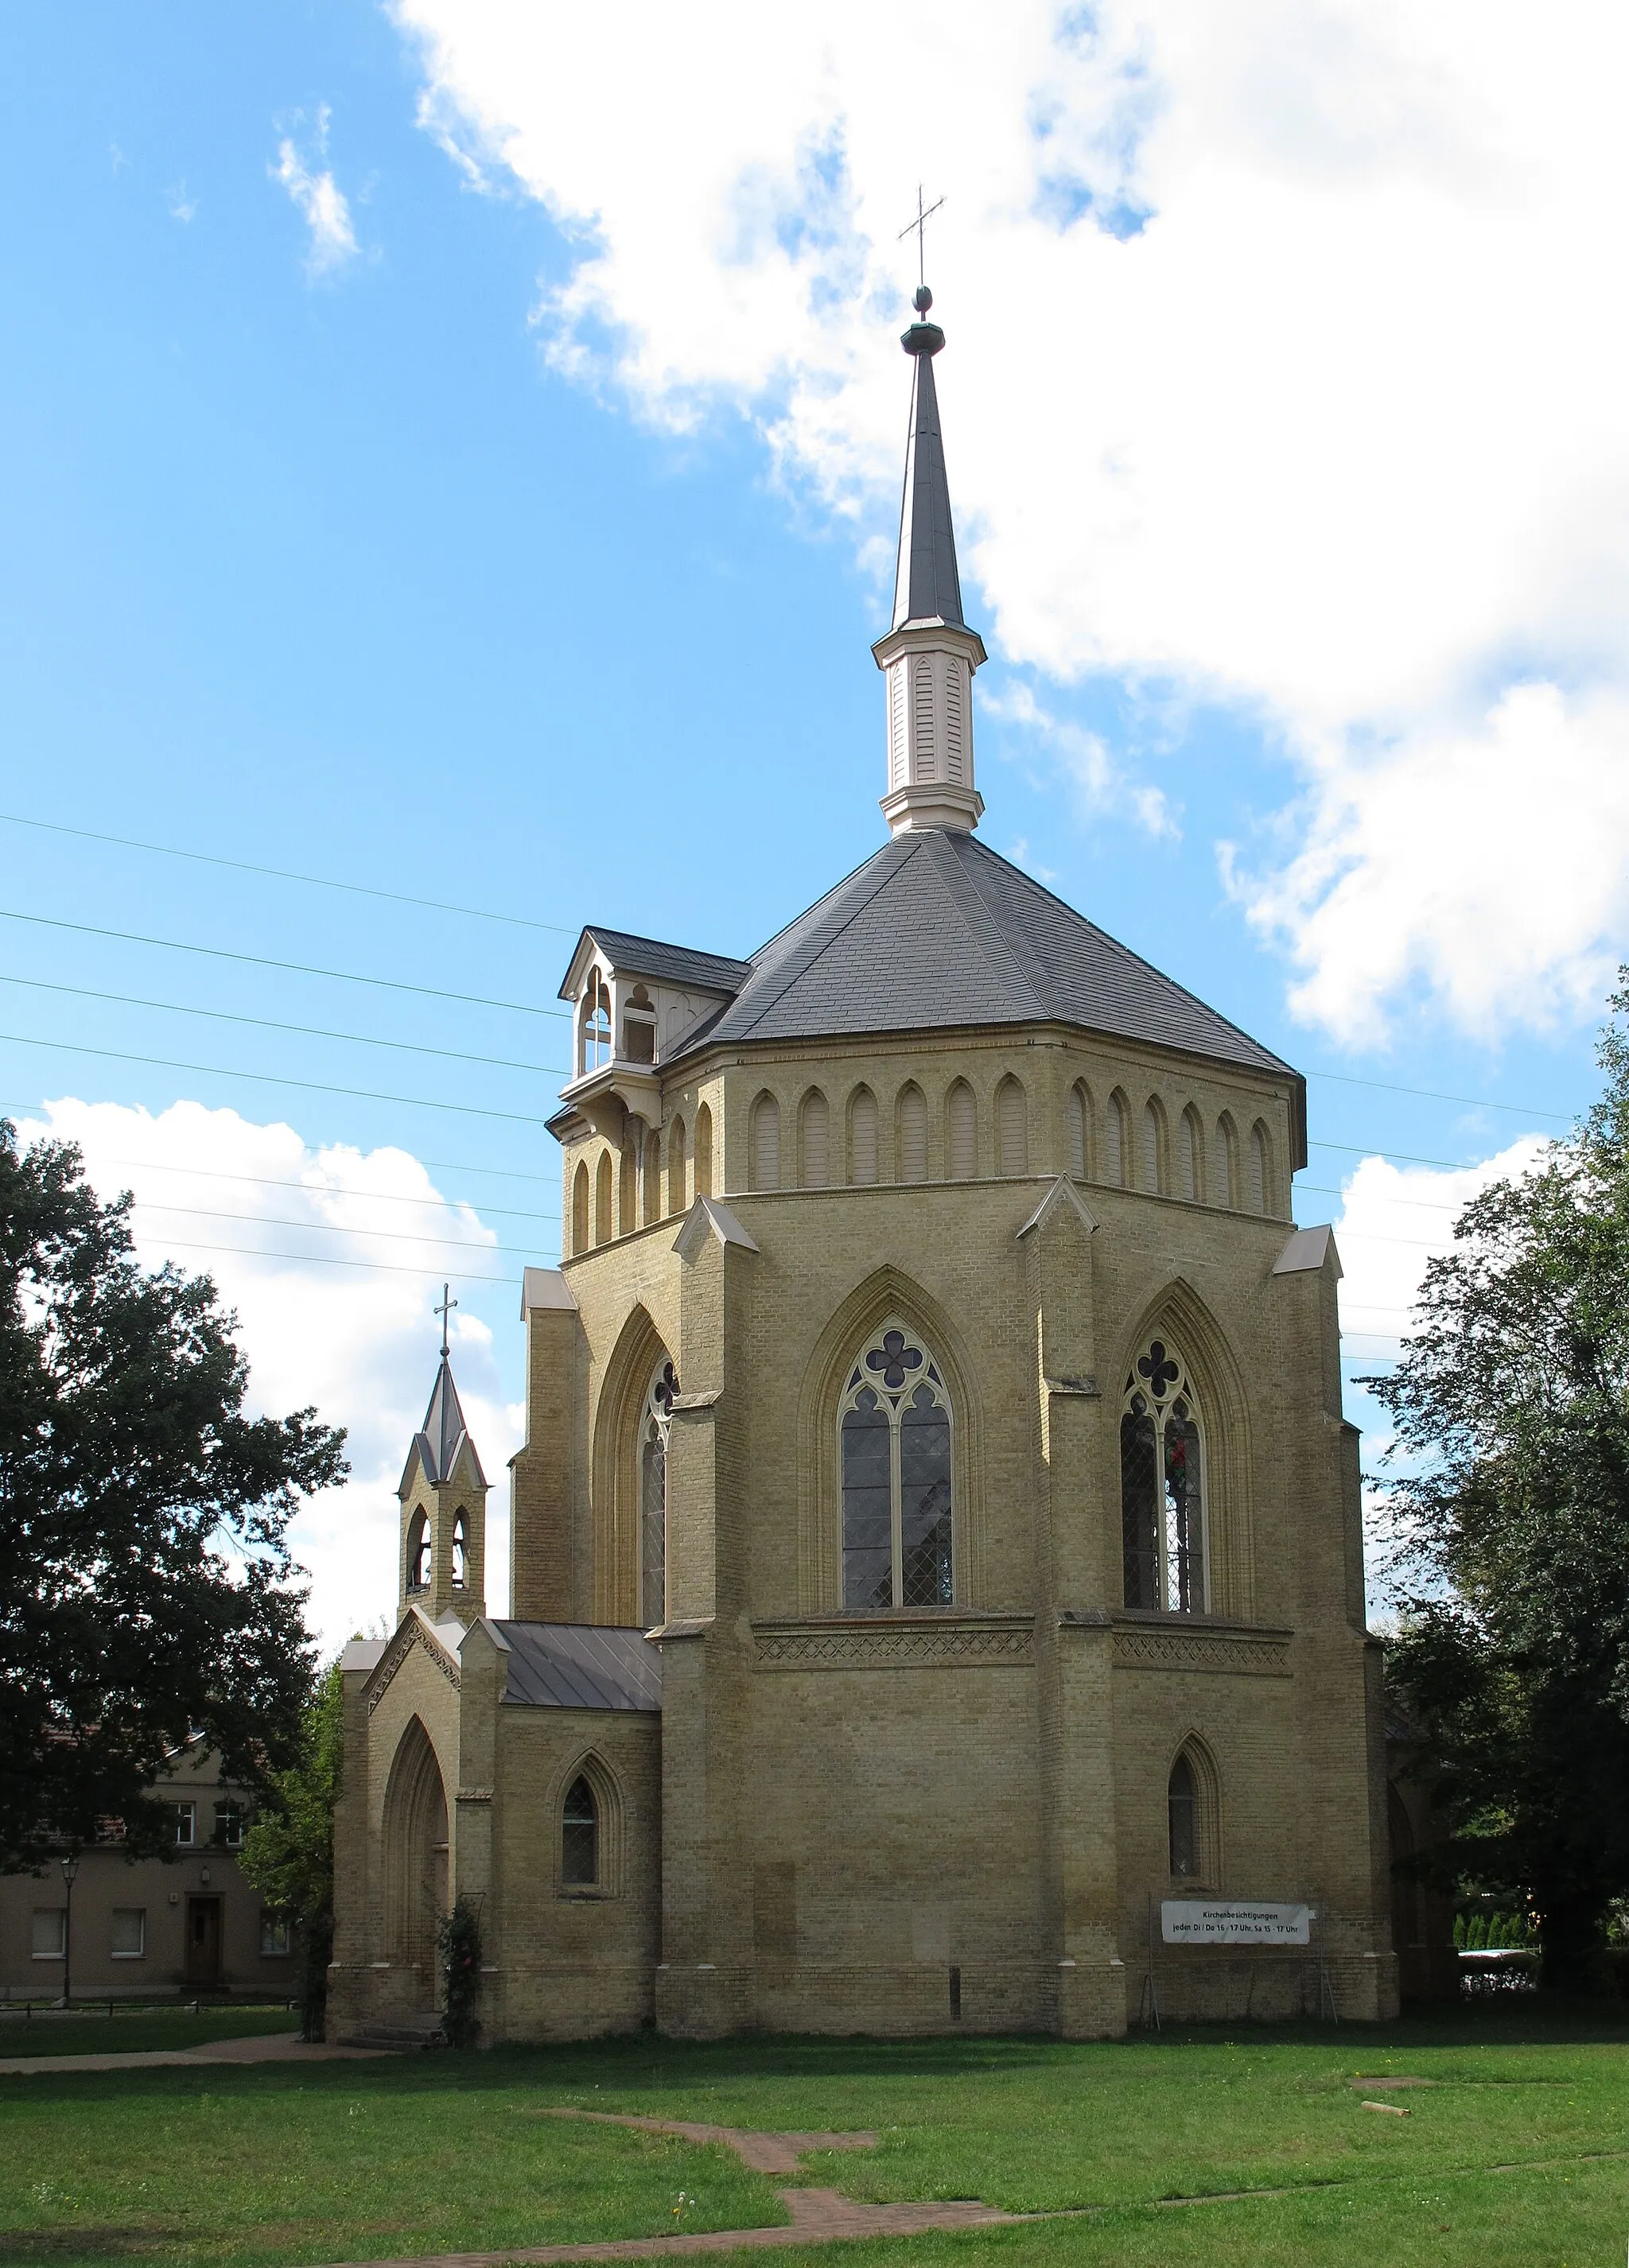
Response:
[871, 279, 988, 837]
[398, 1285, 488, 1624]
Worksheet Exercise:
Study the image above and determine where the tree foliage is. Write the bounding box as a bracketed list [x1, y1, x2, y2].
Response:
[239, 1659, 344, 2037]
[1369, 981, 1629, 1986]
[0, 1121, 347, 1870]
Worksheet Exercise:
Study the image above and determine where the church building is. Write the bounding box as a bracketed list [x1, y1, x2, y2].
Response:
[329, 288, 1398, 2043]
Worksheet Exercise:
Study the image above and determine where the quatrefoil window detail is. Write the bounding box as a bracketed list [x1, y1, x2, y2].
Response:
[866, 1330, 923, 1392]
[1137, 1340, 1181, 1397]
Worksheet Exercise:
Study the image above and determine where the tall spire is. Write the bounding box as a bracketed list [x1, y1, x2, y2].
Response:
[871, 287, 987, 837]
[892, 305, 964, 631]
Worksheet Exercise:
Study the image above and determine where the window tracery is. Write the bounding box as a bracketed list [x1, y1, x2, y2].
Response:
[839, 1325, 952, 1610]
[1121, 1338, 1207, 1614]
[640, 1358, 678, 1629]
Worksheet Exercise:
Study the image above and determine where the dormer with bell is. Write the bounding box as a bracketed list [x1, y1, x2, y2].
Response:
[871, 285, 988, 837]
[557, 927, 752, 1142]
[398, 1338, 488, 1625]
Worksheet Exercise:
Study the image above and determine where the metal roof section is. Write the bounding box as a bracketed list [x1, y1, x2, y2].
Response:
[556, 925, 753, 1004]
[494, 1621, 664, 1711]
[399, 1353, 487, 1495]
[892, 312, 965, 631]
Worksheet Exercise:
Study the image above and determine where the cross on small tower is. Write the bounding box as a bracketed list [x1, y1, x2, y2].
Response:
[433, 1281, 458, 1359]
[897, 184, 945, 296]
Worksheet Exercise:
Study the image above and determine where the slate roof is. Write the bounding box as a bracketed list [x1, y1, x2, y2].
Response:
[892, 328, 965, 631]
[494, 1621, 663, 1712]
[400, 1354, 486, 1493]
[668, 830, 1301, 1130]
[558, 926, 753, 1001]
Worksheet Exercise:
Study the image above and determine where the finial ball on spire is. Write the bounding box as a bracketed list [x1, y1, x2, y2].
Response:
[914, 284, 933, 315]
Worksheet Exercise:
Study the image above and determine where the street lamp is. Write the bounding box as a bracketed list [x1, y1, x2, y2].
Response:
[59, 1853, 80, 2010]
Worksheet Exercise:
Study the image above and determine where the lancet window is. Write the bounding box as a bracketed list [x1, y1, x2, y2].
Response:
[1121, 1338, 1207, 1614]
[1168, 1753, 1199, 1877]
[562, 1775, 597, 1887]
[450, 1512, 467, 1592]
[640, 1358, 678, 1630]
[406, 1509, 431, 1594]
[839, 1325, 953, 1610]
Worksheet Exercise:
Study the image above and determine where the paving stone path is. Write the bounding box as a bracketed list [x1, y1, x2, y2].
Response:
[311, 2109, 1028, 2268]
[0, 2029, 389, 2075]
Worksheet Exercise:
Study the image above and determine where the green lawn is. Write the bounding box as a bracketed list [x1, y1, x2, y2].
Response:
[2, 2006, 1627, 2268]
[0, 2005, 297, 2059]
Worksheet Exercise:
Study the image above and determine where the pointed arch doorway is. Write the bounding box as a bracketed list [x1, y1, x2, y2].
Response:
[383, 1717, 449, 1981]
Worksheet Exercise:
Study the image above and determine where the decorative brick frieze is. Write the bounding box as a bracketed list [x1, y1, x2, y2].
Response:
[752, 1616, 1034, 1671]
[1110, 1622, 1291, 1677]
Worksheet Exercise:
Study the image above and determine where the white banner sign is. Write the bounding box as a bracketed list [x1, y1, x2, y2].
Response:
[1162, 1900, 1311, 1945]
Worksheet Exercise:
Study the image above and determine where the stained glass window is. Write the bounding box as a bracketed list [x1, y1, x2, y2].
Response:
[640, 1358, 677, 1629]
[840, 1326, 953, 1609]
[1120, 1341, 1207, 1614]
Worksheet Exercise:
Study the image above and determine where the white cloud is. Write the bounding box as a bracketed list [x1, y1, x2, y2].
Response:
[984, 681, 1177, 841]
[1224, 685, 1629, 1047]
[391, 0, 1629, 1042]
[1331, 1131, 1554, 1361]
[271, 104, 359, 277]
[166, 181, 196, 225]
[17, 1099, 526, 1653]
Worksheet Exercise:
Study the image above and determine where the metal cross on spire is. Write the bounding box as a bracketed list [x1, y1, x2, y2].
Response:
[897, 184, 945, 295]
[433, 1281, 457, 1359]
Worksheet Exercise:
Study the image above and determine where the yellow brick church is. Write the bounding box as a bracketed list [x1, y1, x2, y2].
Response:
[329, 289, 1398, 2044]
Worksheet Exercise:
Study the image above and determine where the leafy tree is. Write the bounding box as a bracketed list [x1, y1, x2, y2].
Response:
[0, 1121, 347, 1870]
[1370, 981, 1629, 1989]
[239, 1660, 344, 2038]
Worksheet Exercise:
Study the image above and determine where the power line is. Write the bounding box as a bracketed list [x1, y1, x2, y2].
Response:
[0, 907, 569, 1019]
[142, 1233, 523, 1286]
[0, 975, 565, 1077]
[0, 1032, 556, 1126]
[60, 1151, 559, 1225]
[1307, 1137, 1547, 1172]
[2, 1106, 562, 1189]
[1305, 1068, 1571, 1122]
[128, 1198, 552, 1261]
[0, 810, 579, 939]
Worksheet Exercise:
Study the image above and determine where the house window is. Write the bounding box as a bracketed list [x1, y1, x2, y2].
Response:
[1121, 1340, 1207, 1614]
[214, 1804, 245, 1847]
[1168, 1755, 1199, 1878]
[259, 1913, 293, 1957]
[562, 1775, 598, 1888]
[174, 1802, 197, 1847]
[640, 1358, 677, 1630]
[31, 1909, 66, 1959]
[111, 1908, 146, 1959]
[840, 1326, 953, 1610]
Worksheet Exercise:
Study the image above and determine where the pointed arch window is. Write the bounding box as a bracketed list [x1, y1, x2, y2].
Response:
[751, 1093, 781, 1190]
[668, 1118, 687, 1215]
[849, 1088, 879, 1185]
[1249, 1121, 1270, 1214]
[406, 1509, 432, 1595]
[997, 1077, 1028, 1175]
[897, 1084, 927, 1183]
[1067, 1082, 1090, 1180]
[1106, 1090, 1130, 1186]
[1121, 1339, 1207, 1614]
[450, 1512, 467, 1592]
[840, 1325, 953, 1610]
[571, 1161, 590, 1254]
[595, 1151, 613, 1245]
[694, 1104, 713, 1197]
[799, 1090, 830, 1188]
[1168, 1753, 1201, 1878]
[947, 1081, 976, 1180]
[640, 1358, 678, 1630]
[562, 1774, 598, 1887]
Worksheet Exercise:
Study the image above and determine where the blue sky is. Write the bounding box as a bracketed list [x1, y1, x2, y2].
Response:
[2, 2, 1623, 1639]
